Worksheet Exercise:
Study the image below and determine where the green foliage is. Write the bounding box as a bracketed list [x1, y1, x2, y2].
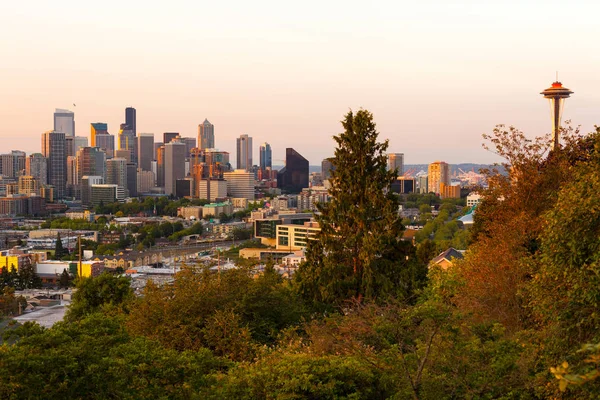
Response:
[96, 197, 211, 217]
[208, 353, 384, 399]
[127, 266, 307, 356]
[65, 273, 134, 321]
[551, 343, 600, 393]
[44, 217, 103, 231]
[0, 266, 18, 289]
[0, 314, 222, 399]
[54, 232, 67, 259]
[59, 269, 72, 288]
[0, 287, 27, 317]
[232, 227, 252, 241]
[296, 109, 418, 306]
[16, 263, 42, 289]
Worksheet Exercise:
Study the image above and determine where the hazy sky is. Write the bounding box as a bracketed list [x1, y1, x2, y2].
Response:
[2, 0, 600, 165]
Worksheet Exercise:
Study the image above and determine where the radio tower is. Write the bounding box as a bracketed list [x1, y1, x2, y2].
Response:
[540, 76, 573, 150]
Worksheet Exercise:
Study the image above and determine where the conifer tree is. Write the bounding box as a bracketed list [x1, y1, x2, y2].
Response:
[54, 232, 65, 259]
[295, 110, 417, 306]
[59, 269, 71, 288]
[16, 262, 42, 289]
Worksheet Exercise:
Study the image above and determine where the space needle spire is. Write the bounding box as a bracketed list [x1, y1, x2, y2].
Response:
[540, 77, 573, 150]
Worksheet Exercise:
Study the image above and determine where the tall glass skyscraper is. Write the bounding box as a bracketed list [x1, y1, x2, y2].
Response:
[277, 148, 309, 193]
[137, 133, 154, 172]
[53, 108, 75, 137]
[236, 134, 253, 171]
[198, 119, 214, 150]
[125, 107, 136, 135]
[91, 123, 115, 158]
[41, 130, 67, 199]
[259, 142, 272, 171]
[119, 124, 137, 164]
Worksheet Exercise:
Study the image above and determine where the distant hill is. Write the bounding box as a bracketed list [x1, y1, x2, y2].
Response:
[277, 164, 505, 176]
[405, 164, 493, 176]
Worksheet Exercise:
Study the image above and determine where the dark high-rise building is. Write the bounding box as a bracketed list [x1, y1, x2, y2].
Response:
[236, 134, 252, 171]
[126, 162, 137, 197]
[125, 107, 136, 135]
[163, 132, 179, 144]
[259, 142, 272, 171]
[165, 141, 186, 196]
[137, 133, 154, 172]
[277, 148, 309, 193]
[198, 119, 214, 150]
[175, 178, 194, 198]
[321, 158, 334, 180]
[41, 130, 67, 199]
[53, 108, 75, 137]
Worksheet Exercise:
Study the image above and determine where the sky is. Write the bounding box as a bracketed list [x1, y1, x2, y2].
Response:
[1, 0, 600, 165]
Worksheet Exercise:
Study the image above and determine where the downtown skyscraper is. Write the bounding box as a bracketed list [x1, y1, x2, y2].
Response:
[41, 130, 67, 199]
[91, 123, 115, 158]
[236, 134, 253, 171]
[53, 108, 75, 137]
[259, 142, 272, 171]
[277, 148, 309, 193]
[198, 119, 214, 150]
[137, 133, 154, 172]
[125, 107, 136, 135]
[118, 124, 136, 164]
[26, 153, 47, 186]
[164, 140, 186, 196]
[387, 153, 404, 175]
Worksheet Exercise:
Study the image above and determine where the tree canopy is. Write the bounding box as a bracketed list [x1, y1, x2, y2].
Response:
[295, 109, 423, 306]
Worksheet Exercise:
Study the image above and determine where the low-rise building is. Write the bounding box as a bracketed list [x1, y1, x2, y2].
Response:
[202, 202, 233, 218]
[430, 248, 464, 269]
[212, 221, 250, 236]
[276, 221, 320, 251]
[65, 210, 95, 221]
[35, 260, 105, 279]
[178, 206, 203, 220]
[467, 192, 482, 207]
[440, 183, 461, 199]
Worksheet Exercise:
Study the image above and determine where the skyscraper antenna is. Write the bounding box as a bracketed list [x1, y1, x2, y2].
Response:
[556, 71, 558, 82]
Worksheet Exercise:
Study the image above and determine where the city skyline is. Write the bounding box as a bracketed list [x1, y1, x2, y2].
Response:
[2, 2, 600, 164]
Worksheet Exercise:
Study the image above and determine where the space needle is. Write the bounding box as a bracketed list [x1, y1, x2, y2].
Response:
[540, 78, 573, 150]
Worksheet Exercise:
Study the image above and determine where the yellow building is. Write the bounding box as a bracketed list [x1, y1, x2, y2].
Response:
[276, 222, 320, 251]
[440, 183, 460, 199]
[0, 256, 20, 272]
[427, 161, 450, 194]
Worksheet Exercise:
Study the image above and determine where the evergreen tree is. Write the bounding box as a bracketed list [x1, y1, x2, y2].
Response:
[295, 110, 418, 306]
[59, 269, 72, 288]
[54, 232, 65, 259]
[16, 262, 42, 290]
